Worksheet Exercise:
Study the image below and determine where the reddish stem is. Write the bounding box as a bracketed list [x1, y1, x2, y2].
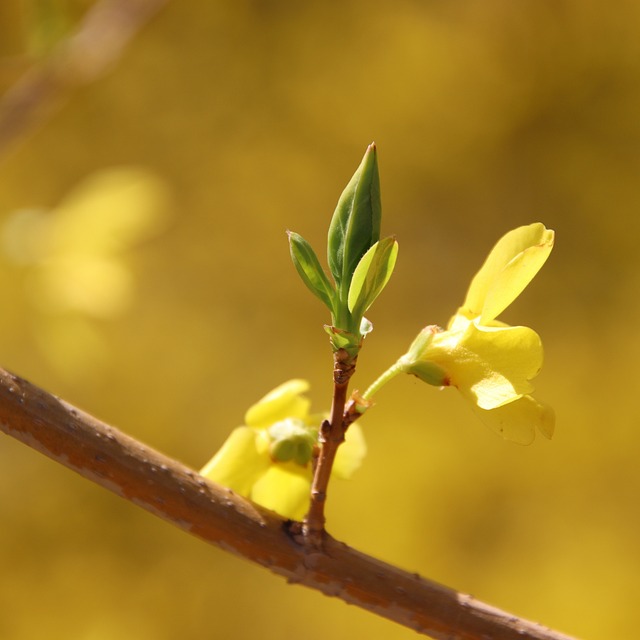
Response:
[303, 349, 356, 547]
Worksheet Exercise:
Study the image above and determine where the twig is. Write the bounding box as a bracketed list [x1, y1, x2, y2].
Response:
[302, 348, 357, 545]
[0, 366, 579, 640]
[0, 0, 170, 160]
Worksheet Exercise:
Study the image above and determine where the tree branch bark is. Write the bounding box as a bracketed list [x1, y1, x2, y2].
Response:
[0, 367, 578, 640]
[303, 348, 356, 545]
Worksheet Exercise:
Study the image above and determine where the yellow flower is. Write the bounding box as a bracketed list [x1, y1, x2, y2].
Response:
[400, 223, 555, 444]
[2, 167, 170, 318]
[200, 379, 366, 519]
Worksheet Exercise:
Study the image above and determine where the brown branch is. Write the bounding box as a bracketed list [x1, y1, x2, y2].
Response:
[0, 0, 170, 160]
[0, 366, 579, 640]
[303, 348, 356, 545]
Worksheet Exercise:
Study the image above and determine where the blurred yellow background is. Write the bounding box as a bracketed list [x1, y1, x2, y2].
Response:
[2, 1, 640, 639]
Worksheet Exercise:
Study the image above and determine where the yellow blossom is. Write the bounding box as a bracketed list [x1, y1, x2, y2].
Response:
[399, 223, 555, 444]
[200, 379, 366, 519]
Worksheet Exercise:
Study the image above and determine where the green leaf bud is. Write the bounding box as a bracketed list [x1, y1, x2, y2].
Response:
[287, 231, 336, 313]
[347, 236, 398, 317]
[327, 143, 381, 293]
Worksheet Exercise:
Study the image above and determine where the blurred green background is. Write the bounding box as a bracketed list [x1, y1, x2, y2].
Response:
[2, 1, 640, 639]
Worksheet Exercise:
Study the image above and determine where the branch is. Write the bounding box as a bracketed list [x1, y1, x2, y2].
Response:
[0, 0, 170, 160]
[0, 367, 578, 640]
[303, 347, 357, 544]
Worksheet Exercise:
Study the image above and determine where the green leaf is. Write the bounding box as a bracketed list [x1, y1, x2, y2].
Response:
[327, 143, 381, 292]
[288, 231, 335, 312]
[347, 236, 398, 317]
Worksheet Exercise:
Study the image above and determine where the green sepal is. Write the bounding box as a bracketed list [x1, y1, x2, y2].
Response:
[398, 325, 449, 386]
[268, 419, 317, 467]
[288, 231, 336, 313]
[269, 437, 315, 467]
[327, 143, 381, 292]
[347, 236, 398, 317]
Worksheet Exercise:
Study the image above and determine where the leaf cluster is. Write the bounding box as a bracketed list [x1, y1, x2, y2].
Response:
[288, 144, 398, 354]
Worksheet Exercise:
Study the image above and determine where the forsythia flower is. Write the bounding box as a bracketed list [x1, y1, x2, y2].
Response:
[399, 223, 555, 444]
[200, 379, 366, 519]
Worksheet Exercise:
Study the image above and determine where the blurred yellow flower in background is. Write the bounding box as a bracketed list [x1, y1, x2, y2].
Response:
[200, 379, 366, 520]
[1, 167, 171, 375]
[2, 167, 170, 318]
[400, 223, 555, 444]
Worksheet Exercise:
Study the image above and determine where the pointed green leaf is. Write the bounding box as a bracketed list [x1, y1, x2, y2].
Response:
[288, 231, 335, 312]
[347, 236, 398, 316]
[327, 143, 381, 291]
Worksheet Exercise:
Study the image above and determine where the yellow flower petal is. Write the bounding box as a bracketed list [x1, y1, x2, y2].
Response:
[333, 423, 367, 479]
[244, 379, 311, 428]
[462, 223, 554, 324]
[201, 379, 366, 519]
[457, 323, 543, 409]
[251, 464, 312, 520]
[469, 395, 555, 444]
[426, 322, 543, 410]
[397, 224, 555, 443]
[200, 427, 270, 495]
